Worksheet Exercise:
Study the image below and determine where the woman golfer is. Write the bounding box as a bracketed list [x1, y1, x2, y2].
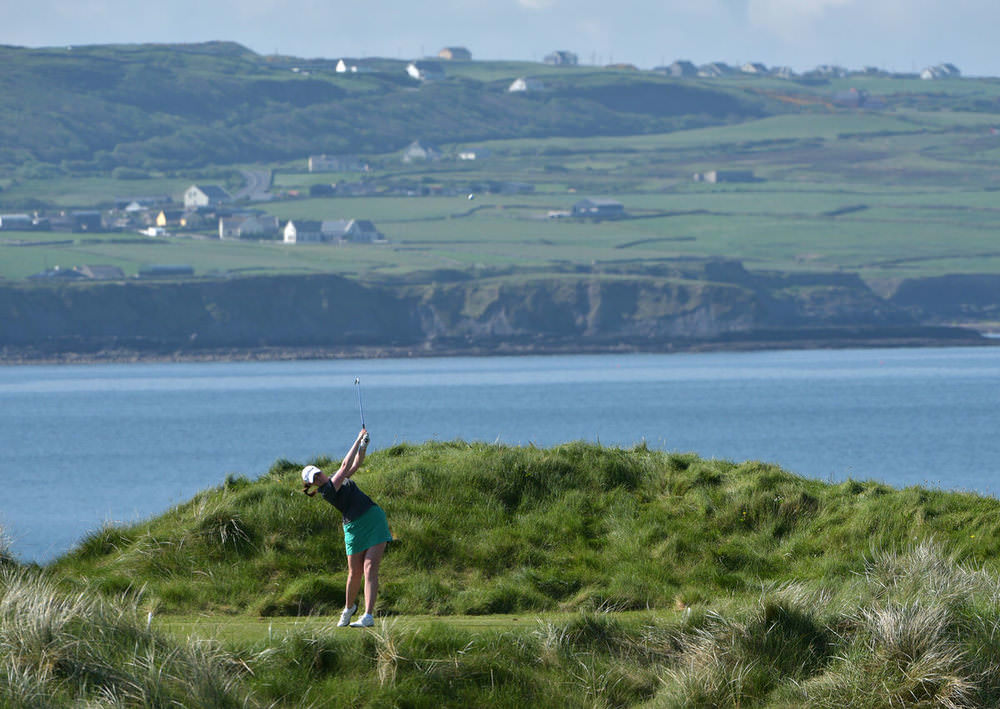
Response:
[301, 428, 392, 628]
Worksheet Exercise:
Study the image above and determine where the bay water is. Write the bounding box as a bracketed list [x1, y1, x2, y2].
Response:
[2, 346, 999, 563]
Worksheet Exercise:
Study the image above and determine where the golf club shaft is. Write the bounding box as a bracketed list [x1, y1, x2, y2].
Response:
[355, 378, 366, 429]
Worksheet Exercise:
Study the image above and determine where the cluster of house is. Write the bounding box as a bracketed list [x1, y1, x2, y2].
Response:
[356, 44, 959, 85]
[0, 211, 102, 233]
[3, 184, 387, 246]
[919, 63, 961, 81]
[651, 60, 959, 81]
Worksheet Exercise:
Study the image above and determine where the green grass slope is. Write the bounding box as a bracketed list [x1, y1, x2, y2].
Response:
[51, 441, 1000, 617]
[12, 442, 1000, 707]
[0, 43, 766, 173]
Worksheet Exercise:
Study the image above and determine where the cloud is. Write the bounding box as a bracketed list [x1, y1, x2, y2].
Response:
[516, 0, 557, 8]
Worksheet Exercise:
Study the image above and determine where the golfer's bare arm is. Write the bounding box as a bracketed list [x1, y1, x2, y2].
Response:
[329, 430, 368, 490]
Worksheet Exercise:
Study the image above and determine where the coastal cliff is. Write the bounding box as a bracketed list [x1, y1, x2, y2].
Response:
[0, 261, 985, 361]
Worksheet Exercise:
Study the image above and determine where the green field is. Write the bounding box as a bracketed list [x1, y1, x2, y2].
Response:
[5, 72, 1000, 286]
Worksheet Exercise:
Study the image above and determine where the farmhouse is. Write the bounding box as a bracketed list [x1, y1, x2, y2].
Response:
[0, 214, 32, 230]
[184, 184, 230, 210]
[406, 61, 445, 81]
[572, 198, 625, 219]
[653, 61, 697, 78]
[402, 140, 442, 163]
[283, 220, 324, 244]
[544, 50, 578, 66]
[322, 219, 386, 243]
[508, 77, 546, 93]
[438, 47, 471, 61]
[335, 59, 370, 73]
[219, 214, 279, 240]
[283, 219, 386, 244]
[921, 63, 961, 80]
[698, 62, 736, 77]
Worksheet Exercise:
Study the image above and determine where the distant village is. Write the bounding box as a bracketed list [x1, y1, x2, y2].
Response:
[340, 45, 961, 87]
[1, 46, 964, 282]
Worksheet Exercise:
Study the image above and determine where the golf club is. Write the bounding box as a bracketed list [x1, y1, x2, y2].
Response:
[354, 377, 366, 429]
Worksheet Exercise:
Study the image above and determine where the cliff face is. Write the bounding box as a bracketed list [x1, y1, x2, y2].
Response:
[0, 264, 983, 359]
[886, 274, 1000, 322]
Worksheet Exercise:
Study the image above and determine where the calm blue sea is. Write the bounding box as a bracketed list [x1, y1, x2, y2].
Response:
[2, 347, 1000, 563]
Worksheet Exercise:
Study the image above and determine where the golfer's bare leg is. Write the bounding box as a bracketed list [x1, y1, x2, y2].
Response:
[345, 552, 365, 609]
[363, 542, 387, 615]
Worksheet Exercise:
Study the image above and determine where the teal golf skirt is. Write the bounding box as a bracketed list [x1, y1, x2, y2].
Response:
[343, 505, 393, 556]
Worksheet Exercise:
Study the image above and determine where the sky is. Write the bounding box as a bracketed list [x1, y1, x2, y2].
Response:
[0, 0, 993, 76]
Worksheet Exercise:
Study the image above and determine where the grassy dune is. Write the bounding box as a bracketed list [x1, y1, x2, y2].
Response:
[5, 442, 1000, 706]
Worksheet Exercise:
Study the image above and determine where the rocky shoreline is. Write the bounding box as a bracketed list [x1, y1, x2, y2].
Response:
[2, 326, 991, 365]
[3, 266, 998, 366]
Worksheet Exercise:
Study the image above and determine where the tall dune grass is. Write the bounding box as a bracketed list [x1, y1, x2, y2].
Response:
[0, 566, 254, 707]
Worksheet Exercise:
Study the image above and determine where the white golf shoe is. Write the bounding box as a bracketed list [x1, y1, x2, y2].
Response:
[337, 605, 357, 627]
[350, 613, 374, 628]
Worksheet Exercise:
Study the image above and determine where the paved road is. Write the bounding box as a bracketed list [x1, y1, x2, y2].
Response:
[233, 170, 273, 202]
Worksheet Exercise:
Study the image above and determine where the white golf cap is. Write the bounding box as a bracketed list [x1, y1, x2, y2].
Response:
[301, 465, 322, 484]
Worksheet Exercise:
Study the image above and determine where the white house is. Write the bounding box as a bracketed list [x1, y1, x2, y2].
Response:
[283, 219, 385, 244]
[333, 219, 385, 243]
[406, 60, 445, 81]
[401, 140, 442, 163]
[283, 220, 324, 244]
[698, 62, 736, 77]
[508, 77, 546, 93]
[921, 63, 961, 80]
[184, 184, 231, 210]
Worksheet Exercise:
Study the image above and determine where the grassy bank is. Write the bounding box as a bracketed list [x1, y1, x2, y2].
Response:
[51, 441, 1000, 616]
[6, 442, 1000, 706]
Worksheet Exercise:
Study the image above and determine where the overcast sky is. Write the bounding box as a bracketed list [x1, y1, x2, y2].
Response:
[0, 0, 991, 76]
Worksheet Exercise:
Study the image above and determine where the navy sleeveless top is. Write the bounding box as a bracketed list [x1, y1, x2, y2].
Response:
[319, 478, 375, 523]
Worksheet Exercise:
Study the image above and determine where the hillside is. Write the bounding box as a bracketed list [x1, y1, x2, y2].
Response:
[0, 42, 768, 173]
[50, 441, 1000, 617]
[1, 442, 993, 706]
